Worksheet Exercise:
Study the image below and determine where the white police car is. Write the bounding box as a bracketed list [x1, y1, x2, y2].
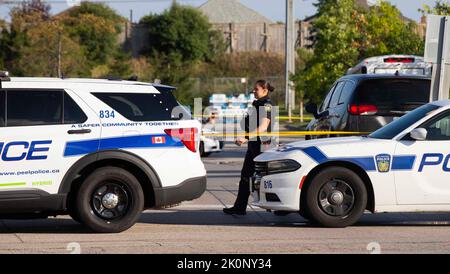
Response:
[0, 73, 206, 233]
[253, 99, 450, 227]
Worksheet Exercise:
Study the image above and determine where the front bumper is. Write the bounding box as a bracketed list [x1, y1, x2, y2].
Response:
[153, 176, 207, 207]
[251, 172, 302, 212]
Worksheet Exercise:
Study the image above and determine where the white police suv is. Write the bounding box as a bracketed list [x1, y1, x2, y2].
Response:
[253, 99, 450, 227]
[0, 73, 206, 233]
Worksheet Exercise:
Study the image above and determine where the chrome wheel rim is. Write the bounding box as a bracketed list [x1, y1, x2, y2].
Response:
[318, 179, 355, 217]
[91, 182, 130, 221]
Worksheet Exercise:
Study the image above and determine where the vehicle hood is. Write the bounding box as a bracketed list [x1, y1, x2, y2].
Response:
[255, 136, 397, 172]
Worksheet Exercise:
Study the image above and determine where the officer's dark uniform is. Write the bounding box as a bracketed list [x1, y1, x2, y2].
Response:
[232, 95, 273, 212]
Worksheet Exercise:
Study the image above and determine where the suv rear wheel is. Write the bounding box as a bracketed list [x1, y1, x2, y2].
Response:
[75, 167, 144, 233]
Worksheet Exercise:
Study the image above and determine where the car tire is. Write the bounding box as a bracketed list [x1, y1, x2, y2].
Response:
[199, 142, 211, 157]
[304, 167, 367, 228]
[76, 167, 144, 233]
[299, 201, 312, 222]
[67, 198, 81, 223]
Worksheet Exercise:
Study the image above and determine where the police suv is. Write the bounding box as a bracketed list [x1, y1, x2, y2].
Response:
[0, 72, 206, 233]
[253, 100, 450, 227]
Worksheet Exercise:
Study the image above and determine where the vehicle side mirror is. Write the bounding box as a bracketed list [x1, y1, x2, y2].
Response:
[410, 128, 427, 141]
[305, 103, 319, 119]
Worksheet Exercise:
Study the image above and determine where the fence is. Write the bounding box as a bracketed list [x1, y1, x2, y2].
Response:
[188, 76, 286, 107]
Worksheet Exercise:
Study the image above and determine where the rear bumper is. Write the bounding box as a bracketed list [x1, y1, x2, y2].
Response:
[153, 176, 207, 207]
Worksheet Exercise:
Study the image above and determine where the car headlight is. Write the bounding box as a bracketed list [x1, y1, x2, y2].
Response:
[255, 160, 301, 175]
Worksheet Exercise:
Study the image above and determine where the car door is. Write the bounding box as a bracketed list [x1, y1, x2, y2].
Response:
[311, 83, 337, 133]
[0, 89, 101, 195]
[327, 81, 346, 132]
[394, 110, 450, 205]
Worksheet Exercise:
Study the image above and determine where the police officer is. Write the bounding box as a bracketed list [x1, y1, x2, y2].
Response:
[223, 80, 274, 215]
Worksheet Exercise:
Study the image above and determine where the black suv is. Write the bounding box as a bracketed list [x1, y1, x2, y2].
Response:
[305, 74, 431, 138]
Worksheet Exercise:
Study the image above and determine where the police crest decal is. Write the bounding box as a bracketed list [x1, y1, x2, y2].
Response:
[375, 154, 391, 173]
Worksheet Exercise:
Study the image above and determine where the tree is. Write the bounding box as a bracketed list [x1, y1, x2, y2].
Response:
[298, 0, 363, 103]
[16, 20, 87, 77]
[3, 0, 87, 77]
[294, 0, 426, 104]
[140, 3, 224, 63]
[139, 3, 225, 105]
[0, 20, 8, 69]
[3, 0, 52, 74]
[419, 0, 450, 16]
[291, 48, 313, 115]
[362, 1, 424, 57]
[60, 2, 125, 67]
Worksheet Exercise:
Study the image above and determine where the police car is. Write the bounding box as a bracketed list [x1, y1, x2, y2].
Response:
[252, 100, 450, 227]
[0, 72, 206, 233]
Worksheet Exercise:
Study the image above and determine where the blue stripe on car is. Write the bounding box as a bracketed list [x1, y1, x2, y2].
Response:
[64, 134, 184, 157]
[285, 146, 417, 172]
[391, 155, 416, 170]
[298, 146, 377, 171]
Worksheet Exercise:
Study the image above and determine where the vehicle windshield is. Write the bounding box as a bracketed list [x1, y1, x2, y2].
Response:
[369, 103, 441, 139]
[353, 78, 431, 116]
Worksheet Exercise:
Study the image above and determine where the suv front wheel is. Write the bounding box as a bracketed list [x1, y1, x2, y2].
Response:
[75, 167, 144, 233]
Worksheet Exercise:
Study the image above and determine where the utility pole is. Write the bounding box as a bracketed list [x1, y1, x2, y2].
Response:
[285, 0, 295, 122]
[57, 31, 62, 78]
[426, 15, 450, 101]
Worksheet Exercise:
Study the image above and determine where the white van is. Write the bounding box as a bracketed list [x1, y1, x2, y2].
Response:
[346, 55, 432, 76]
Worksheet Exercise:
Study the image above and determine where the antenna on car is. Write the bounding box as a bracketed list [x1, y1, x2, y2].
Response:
[0, 71, 11, 89]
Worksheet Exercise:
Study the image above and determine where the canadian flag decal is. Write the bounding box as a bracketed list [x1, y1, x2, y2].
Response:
[152, 136, 166, 144]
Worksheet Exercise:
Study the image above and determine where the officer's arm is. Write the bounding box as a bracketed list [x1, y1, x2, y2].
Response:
[256, 118, 271, 133]
[247, 117, 271, 138]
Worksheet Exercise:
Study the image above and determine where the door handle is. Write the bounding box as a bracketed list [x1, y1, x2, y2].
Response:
[67, 129, 91, 134]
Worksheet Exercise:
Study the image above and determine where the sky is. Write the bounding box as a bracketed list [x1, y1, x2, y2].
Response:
[0, 0, 444, 23]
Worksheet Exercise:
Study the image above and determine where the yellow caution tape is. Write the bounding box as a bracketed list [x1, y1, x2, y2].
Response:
[193, 114, 313, 121]
[202, 131, 369, 137]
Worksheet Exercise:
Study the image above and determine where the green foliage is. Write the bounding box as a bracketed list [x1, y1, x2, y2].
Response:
[139, 3, 225, 105]
[298, 0, 362, 103]
[294, 0, 426, 104]
[1, 0, 129, 78]
[61, 1, 125, 69]
[197, 52, 285, 78]
[419, 0, 450, 16]
[140, 3, 224, 63]
[363, 1, 424, 57]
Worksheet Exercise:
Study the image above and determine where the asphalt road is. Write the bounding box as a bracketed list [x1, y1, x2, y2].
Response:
[1, 139, 450, 254]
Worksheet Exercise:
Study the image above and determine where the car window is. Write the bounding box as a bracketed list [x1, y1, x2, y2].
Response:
[320, 84, 336, 112]
[329, 82, 345, 108]
[0, 90, 4, 127]
[92, 92, 183, 121]
[64, 92, 88, 124]
[421, 111, 450, 141]
[352, 78, 430, 116]
[339, 81, 355, 104]
[6, 90, 63, 127]
[369, 104, 440, 139]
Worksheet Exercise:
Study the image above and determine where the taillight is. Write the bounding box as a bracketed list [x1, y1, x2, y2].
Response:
[348, 104, 378, 115]
[383, 57, 414, 63]
[164, 128, 198, 153]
